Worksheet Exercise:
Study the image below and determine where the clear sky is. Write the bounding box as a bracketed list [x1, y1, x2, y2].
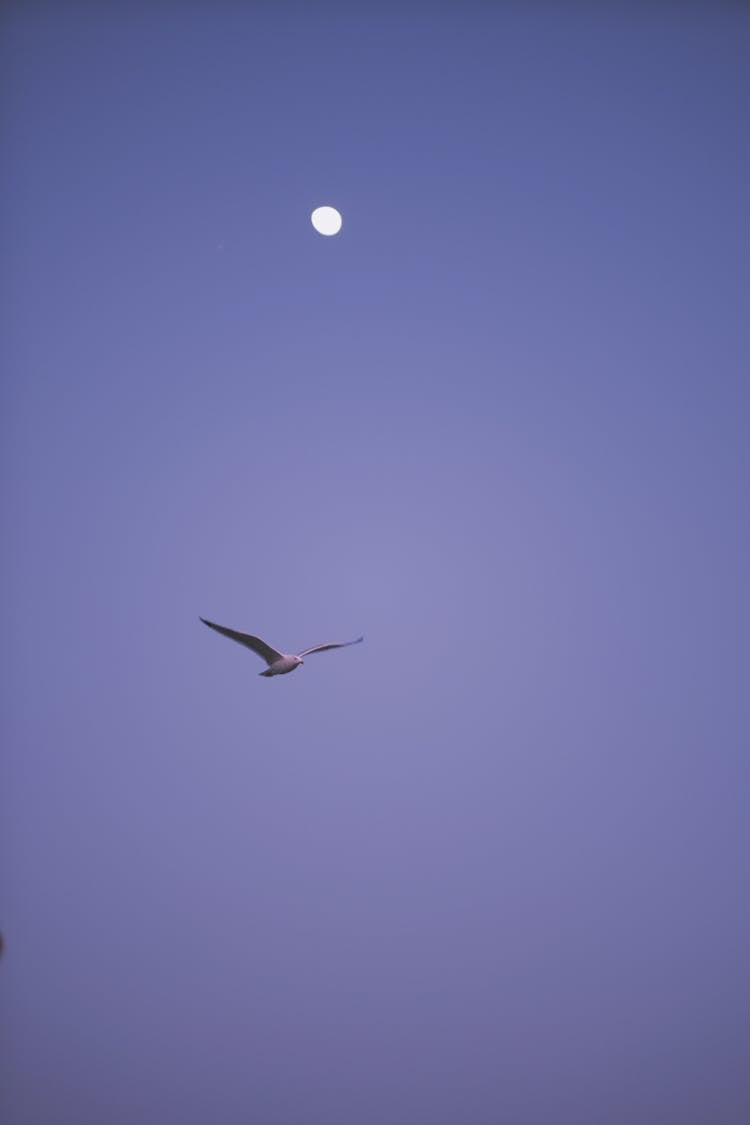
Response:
[2, 3, 749, 1123]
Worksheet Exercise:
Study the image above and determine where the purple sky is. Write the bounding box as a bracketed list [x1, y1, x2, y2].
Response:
[2, 4, 749, 1123]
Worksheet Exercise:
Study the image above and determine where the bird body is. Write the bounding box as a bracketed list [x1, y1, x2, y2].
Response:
[259, 654, 303, 677]
[200, 618, 363, 677]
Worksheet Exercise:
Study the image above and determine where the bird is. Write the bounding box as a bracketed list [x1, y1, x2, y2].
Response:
[200, 617, 363, 677]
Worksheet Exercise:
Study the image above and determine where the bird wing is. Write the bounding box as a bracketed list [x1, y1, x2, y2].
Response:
[297, 636, 364, 658]
[199, 618, 284, 666]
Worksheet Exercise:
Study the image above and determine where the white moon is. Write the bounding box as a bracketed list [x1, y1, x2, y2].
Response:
[311, 206, 342, 236]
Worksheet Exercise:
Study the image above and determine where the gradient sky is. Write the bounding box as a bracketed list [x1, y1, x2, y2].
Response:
[2, 4, 749, 1123]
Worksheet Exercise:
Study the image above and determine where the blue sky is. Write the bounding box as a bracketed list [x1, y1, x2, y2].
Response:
[2, 4, 749, 1123]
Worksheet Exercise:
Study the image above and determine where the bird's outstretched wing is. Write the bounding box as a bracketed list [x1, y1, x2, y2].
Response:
[199, 618, 284, 666]
[297, 636, 364, 658]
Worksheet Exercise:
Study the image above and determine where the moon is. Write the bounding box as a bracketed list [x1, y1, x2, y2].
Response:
[311, 206, 342, 236]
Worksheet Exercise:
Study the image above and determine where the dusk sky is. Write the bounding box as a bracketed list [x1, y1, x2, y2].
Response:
[2, 3, 749, 1123]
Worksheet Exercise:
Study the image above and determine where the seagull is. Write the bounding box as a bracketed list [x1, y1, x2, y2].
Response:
[200, 617, 363, 677]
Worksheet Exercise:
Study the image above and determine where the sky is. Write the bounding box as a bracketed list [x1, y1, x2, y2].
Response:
[1, 3, 749, 1123]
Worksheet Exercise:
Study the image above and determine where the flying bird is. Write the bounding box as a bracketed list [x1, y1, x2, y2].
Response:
[200, 617, 363, 677]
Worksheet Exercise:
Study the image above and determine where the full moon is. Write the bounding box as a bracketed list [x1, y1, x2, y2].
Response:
[311, 206, 342, 236]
